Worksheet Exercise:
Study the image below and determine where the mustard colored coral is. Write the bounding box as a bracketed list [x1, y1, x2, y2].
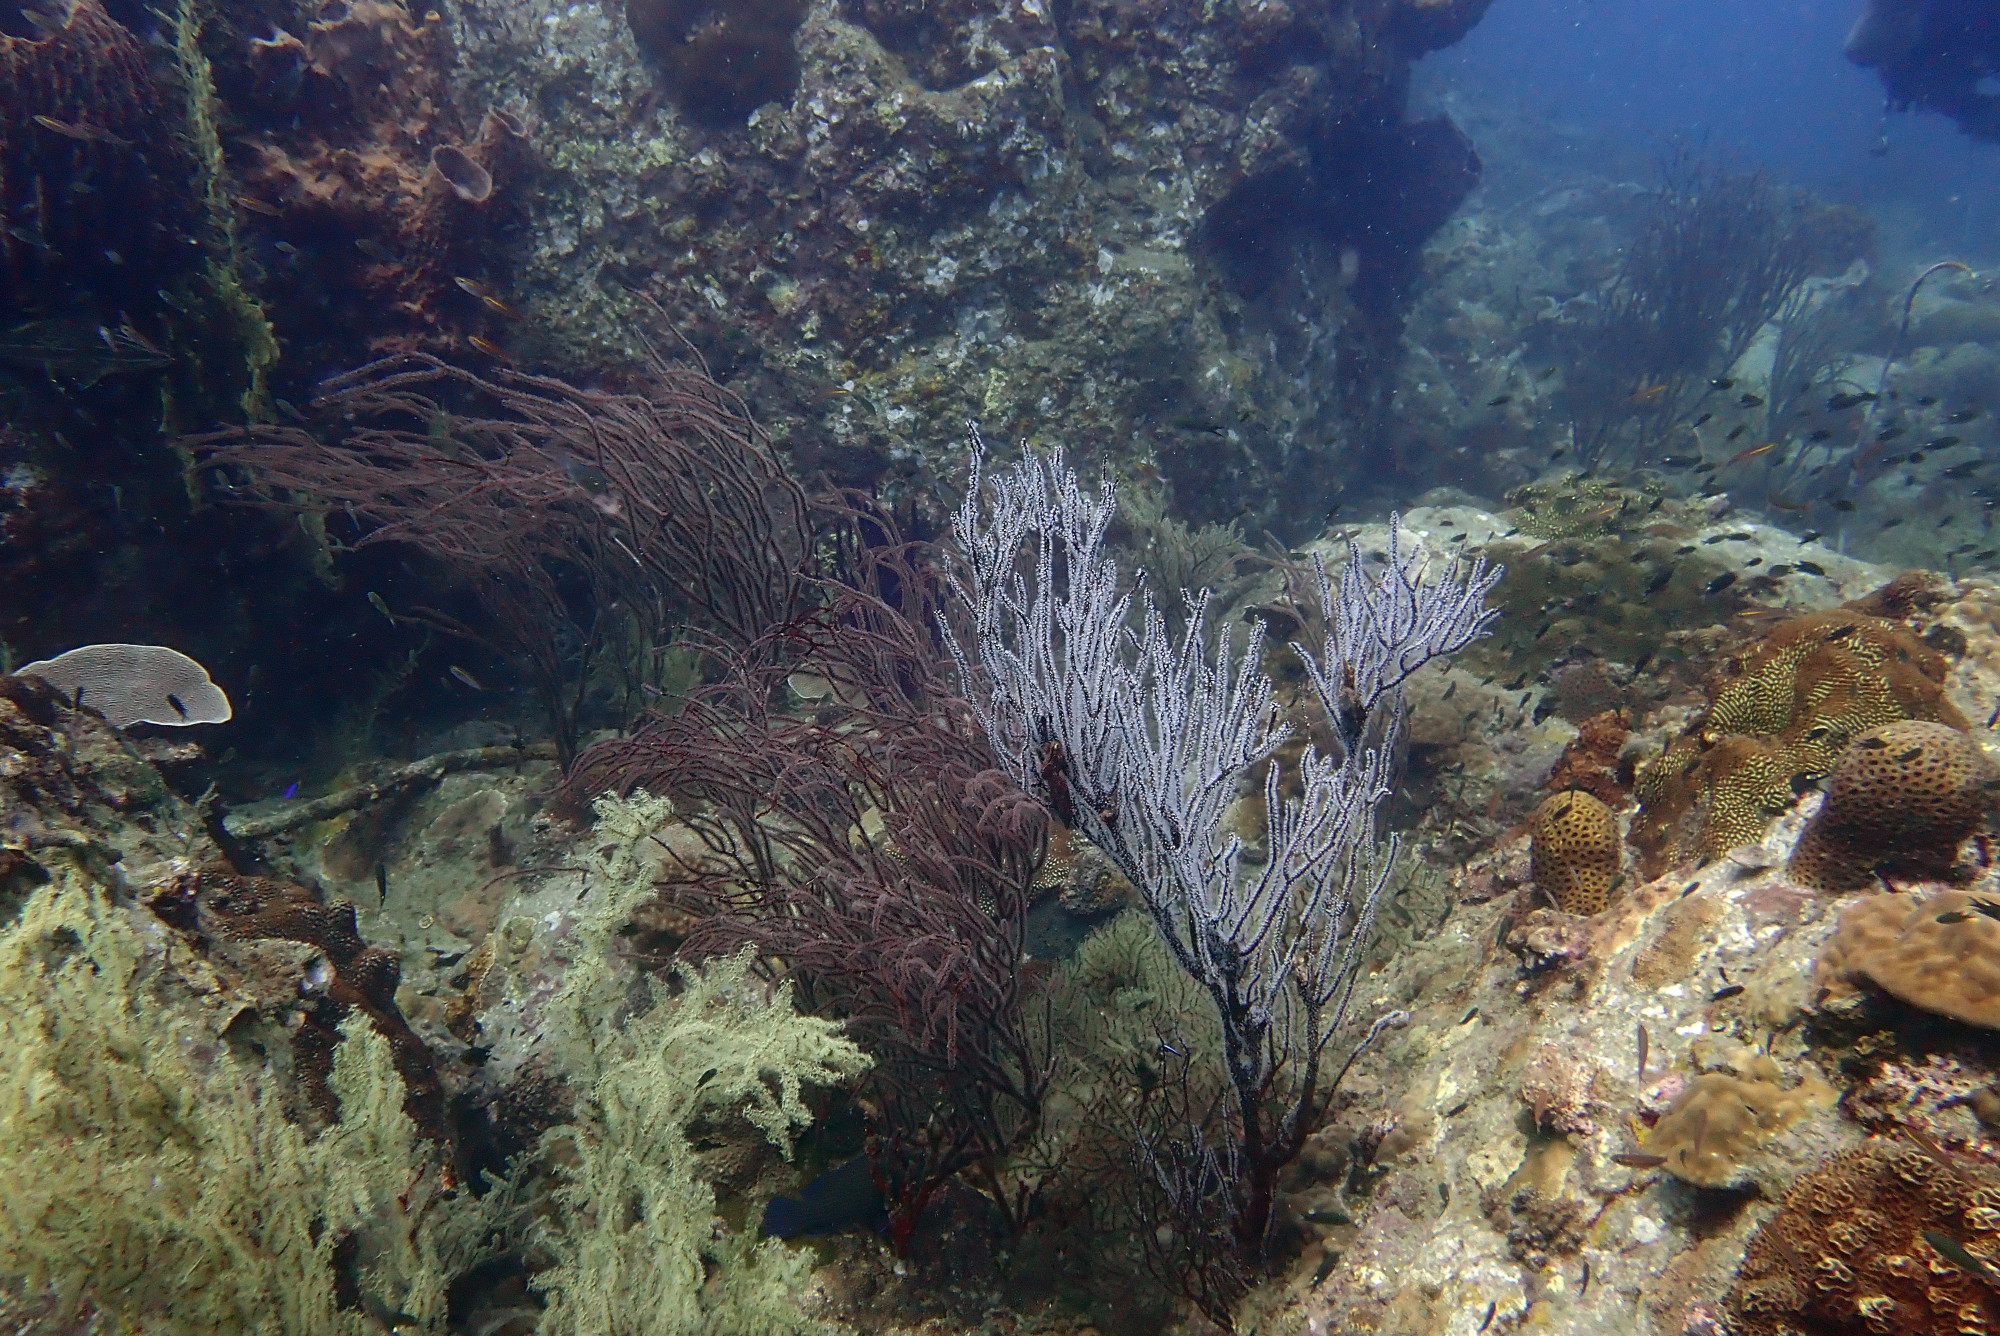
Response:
[0, 866, 478, 1334]
[1530, 789, 1620, 914]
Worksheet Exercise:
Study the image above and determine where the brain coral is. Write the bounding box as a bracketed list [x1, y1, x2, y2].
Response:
[1788, 722, 1998, 892]
[1817, 890, 2000, 1028]
[1633, 605, 1966, 876]
[1530, 790, 1621, 914]
[1727, 1137, 2000, 1335]
[1645, 1057, 1834, 1189]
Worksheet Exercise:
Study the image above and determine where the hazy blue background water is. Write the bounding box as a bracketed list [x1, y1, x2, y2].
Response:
[1418, 0, 2000, 265]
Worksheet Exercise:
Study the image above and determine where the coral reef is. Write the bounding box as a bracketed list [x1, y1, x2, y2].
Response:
[1818, 890, 2000, 1029]
[0, 869, 480, 1335]
[1633, 603, 1966, 874]
[234, 0, 528, 356]
[1529, 789, 1621, 914]
[1727, 1138, 2000, 1335]
[1787, 721, 1998, 891]
[1644, 1058, 1835, 1189]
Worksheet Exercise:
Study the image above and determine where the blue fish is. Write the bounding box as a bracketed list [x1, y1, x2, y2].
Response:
[761, 1155, 885, 1239]
[283, 781, 299, 799]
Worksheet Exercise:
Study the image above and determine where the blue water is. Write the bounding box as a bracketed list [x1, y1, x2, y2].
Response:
[1419, 0, 2000, 263]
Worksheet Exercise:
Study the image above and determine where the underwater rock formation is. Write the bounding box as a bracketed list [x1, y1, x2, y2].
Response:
[1787, 721, 1997, 892]
[0, 0, 202, 321]
[1846, 0, 2000, 144]
[441, 0, 1496, 527]
[237, 1, 531, 358]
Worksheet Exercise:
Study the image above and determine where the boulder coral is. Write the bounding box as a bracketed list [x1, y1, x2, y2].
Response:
[1817, 889, 2000, 1028]
[1728, 1137, 2000, 1334]
[1528, 789, 1621, 915]
[1788, 721, 1998, 891]
[1634, 604, 1965, 875]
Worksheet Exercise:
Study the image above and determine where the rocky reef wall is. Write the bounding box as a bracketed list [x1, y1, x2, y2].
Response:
[443, 0, 1493, 525]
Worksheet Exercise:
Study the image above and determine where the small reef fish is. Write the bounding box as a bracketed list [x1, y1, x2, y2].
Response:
[467, 334, 510, 360]
[448, 665, 485, 691]
[1486, 394, 1512, 407]
[1826, 391, 1877, 411]
[32, 115, 131, 146]
[1948, 408, 1983, 423]
[1725, 442, 1778, 466]
[1709, 377, 1736, 390]
[235, 194, 284, 217]
[353, 237, 395, 261]
[454, 276, 522, 319]
[1629, 384, 1668, 403]
[762, 1155, 885, 1239]
[1924, 1229, 2000, 1289]
[1612, 1152, 1668, 1169]
[283, 781, 299, 799]
[1704, 572, 1737, 595]
[1725, 424, 1748, 441]
[1738, 393, 1765, 408]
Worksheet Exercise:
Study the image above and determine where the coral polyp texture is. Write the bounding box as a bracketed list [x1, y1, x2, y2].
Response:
[1727, 1138, 2000, 1335]
[1787, 721, 1999, 891]
[1633, 603, 1966, 875]
[1643, 1057, 1834, 1189]
[1529, 789, 1621, 914]
[1817, 889, 2000, 1029]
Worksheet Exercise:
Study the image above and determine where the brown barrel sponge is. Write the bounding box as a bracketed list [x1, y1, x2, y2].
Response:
[1530, 789, 1620, 915]
[1787, 720, 1997, 892]
[1816, 889, 2000, 1028]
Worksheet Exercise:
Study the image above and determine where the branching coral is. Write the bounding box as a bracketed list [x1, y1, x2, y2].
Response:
[944, 443, 1497, 1259]
[528, 821, 872, 1336]
[571, 521, 1055, 1249]
[188, 346, 813, 764]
